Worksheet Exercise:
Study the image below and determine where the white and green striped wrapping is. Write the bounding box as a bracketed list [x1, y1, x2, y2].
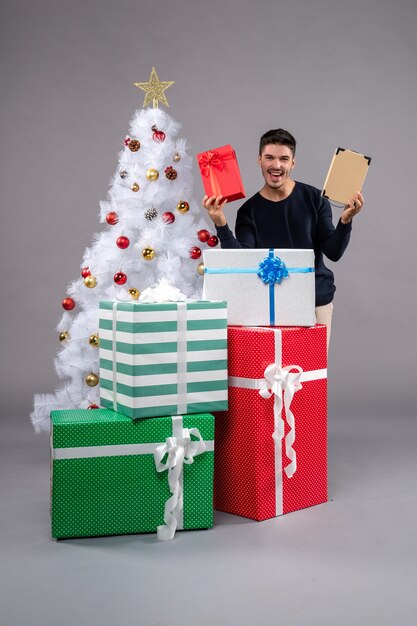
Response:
[99, 300, 228, 419]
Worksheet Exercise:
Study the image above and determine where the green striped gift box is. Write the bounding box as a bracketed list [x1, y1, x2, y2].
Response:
[99, 300, 228, 419]
[50, 409, 215, 539]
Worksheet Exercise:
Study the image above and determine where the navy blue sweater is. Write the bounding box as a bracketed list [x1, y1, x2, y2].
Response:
[215, 181, 352, 306]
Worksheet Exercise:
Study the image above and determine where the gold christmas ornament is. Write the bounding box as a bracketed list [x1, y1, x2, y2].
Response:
[89, 333, 100, 348]
[84, 275, 97, 288]
[131, 182, 140, 192]
[85, 373, 99, 387]
[146, 167, 159, 181]
[128, 288, 140, 300]
[128, 139, 141, 152]
[197, 262, 205, 276]
[173, 152, 181, 163]
[133, 67, 175, 109]
[142, 246, 155, 260]
[59, 330, 70, 343]
[177, 200, 190, 214]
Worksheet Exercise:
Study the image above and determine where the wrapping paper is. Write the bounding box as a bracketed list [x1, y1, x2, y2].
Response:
[214, 325, 327, 521]
[99, 300, 228, 419]
[197, 144, 245, 203]
[50, 409, 215, 539]
[202, 249, 315, 326]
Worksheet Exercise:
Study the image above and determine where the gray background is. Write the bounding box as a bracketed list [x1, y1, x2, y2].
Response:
[1, 0, 416, 625]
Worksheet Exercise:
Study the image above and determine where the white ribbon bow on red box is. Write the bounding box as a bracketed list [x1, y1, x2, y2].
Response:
[259, 363, 303, 479]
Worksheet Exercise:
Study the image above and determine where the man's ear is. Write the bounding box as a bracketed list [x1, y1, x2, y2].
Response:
[291, 158, 296, 170]
[257, 155, 262, 166]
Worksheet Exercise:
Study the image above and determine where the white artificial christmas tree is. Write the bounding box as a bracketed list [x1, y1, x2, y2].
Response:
[31, 69, 219, 432]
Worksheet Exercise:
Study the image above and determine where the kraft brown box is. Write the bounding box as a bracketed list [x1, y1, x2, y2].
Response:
[322, 148, 371, 205]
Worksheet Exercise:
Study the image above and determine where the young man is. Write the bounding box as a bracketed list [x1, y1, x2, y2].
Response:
[202, 129, 364, 348]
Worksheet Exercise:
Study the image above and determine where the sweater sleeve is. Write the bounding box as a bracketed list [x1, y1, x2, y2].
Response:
[316, 196, 352, 262]
[215, 223, 243, 248]
[215, 205, 255, 249]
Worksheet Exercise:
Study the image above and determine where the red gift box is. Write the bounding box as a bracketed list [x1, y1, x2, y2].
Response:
[197, 144, 246, 203]
[214, 325, 327, 521]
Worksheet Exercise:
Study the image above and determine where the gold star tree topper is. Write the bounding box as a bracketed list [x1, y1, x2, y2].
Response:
[134, 67, 175, 109]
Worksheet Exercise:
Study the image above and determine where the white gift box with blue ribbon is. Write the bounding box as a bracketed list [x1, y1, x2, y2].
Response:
[202, 249, 315, 327]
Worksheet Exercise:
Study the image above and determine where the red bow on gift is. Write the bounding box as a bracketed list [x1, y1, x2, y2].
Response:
[198, 150, 232, 177]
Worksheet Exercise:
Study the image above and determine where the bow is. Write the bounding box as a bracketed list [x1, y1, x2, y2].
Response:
[154, 427, 206, 541]
[259, 363, 303, 478]
[257, 253, 289, 286]
[198, 150, 230, 177]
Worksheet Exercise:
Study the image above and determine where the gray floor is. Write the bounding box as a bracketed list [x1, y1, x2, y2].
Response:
[1, 409, 416, 626]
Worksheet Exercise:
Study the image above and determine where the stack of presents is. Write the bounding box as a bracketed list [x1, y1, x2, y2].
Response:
[50, 148, 328, 541]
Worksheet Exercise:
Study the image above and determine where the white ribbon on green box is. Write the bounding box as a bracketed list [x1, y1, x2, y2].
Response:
[228, 328, 327, 516]
[53, 415, 213, 541]
[154, 415, 207, 541]
[99, 300, 228, 419]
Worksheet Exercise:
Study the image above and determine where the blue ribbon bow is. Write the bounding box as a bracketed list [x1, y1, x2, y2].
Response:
[257, 253, 289, 286]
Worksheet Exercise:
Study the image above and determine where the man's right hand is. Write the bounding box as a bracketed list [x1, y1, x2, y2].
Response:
[202, 195, 228, 227]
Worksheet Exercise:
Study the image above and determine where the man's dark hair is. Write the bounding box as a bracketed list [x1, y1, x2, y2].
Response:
[259, 129, 296, 156]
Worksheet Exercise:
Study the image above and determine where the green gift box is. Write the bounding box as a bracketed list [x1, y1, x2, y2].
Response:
[50, 409, 215, 540]
[99, 300, 228, 419]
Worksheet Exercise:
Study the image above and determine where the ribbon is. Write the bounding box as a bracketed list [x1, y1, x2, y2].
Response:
[138, 278, 187, 303]
[154, 415, 206, 541]
[197, 150, 233, 177]
[258, 250, 288, 325]
[112, 302, 118, 412]
[198, 149, 234, 198]
[257, 251, 289, 286]
[259, 363, 303, 479]
[176, 303, 187, 414]
[204, 249, 314, 325]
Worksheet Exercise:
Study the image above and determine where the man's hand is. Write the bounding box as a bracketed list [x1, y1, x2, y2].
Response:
[341, 191, 364, 224]
[202, 195, 228, 227]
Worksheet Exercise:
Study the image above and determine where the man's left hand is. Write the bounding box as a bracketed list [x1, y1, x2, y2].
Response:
[341, 191, 364, 224]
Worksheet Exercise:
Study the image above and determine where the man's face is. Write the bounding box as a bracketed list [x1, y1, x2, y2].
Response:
[258, 143, 295, 190]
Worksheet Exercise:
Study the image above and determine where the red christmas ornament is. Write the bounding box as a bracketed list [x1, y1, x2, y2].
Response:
[162, 211, 175, 224]
[106, 211, 119, 225]
[88, 404, 99, 409]
[116, 235, 130, 249]
[124, 137, 131, 146]
[207, 235, 219, 247]
[152, 125, 166, 142]
[114, 271, 127, 285]
[62, 297, 75, 311]
[81, 267, 91, 278]
[197, 229, 210, 243]
[189, 246, 202, 260]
